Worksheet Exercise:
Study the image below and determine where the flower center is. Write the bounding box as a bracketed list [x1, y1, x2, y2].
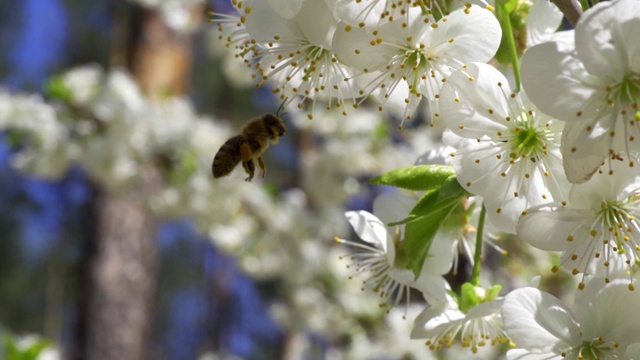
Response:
[563, 338, 620, 360]
[405, 50, 431, 95]
[606, 72, 640, 108]
[593, 196, 640, 255]
[507, 113, 547, 161]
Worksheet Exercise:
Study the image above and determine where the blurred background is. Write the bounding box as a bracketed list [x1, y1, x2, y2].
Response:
[0, 0, 447, 359]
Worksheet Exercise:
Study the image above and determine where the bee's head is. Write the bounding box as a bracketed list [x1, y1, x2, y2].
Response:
[263, 113, 287, 141]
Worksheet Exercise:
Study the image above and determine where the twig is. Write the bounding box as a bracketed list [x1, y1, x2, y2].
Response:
[551, 0, 583, 27]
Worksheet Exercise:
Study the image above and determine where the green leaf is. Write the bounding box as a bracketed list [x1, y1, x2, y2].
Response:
[460, 282, 479, 314]
[403, 178, 466, 277]
[369, 165, 456, 191]
[3, 333, 51, 360]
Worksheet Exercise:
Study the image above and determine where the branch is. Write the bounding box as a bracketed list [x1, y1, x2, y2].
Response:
[551, 0, 583, 27]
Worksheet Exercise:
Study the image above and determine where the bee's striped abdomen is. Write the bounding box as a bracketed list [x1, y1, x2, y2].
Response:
[212, 135, 245, 178]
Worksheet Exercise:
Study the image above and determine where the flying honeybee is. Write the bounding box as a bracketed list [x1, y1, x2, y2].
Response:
[212, 107, 287, 182]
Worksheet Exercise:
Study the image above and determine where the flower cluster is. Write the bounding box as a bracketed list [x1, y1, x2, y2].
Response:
[211, 0, 501, 122]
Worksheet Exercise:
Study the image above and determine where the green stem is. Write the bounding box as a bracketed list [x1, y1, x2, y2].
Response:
[578, 0, 590, 10]
[470, 205, 486, 286]
[497, 4, 521, 92]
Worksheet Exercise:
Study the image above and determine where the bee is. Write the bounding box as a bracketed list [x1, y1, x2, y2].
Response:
[212, 111, 287, 182]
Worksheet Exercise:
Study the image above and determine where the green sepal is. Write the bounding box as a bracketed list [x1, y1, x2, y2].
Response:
[460, 282, 480, 314]
[485, 284, 502, 302]
[369, 165, 456, 192]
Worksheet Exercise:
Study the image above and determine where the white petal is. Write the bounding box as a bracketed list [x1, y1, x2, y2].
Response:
[267, 0, 305, 19]
[439, 63, 510, 138]
[575, 0, 640, 76]
[373, 191, 415, 225]
[483, 187, 531, 234]
[568, 159, 640, 208]
[625, 343, 640, 359]
[344, 211, 388, 249]
[420, 233, 456, 275]
[502, 288, 581, 353]
[244, 1, 296, 43]
[371, 81, 422, 119]
[335, 0, 387, 27]
[521, 32, 599, 123]
[411, 296, 463, 338]
[526, 0, 563, 47]
[332, 23, 392, 70]
[422, 6, 501, 64]
[560, 122, 606, 184]
[417, 276, 450, 305]
[575, 280, 640, 347]
[517, 206, 593, 252]
[293, 0, 337, 49]
[466, 298, 503, 319]
[507, 349, 563, 360]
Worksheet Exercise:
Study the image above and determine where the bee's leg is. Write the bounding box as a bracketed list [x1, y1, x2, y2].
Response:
[239, 141, 255, 182]
[257, 156, 267, 178]
[242, 159, 255, 182]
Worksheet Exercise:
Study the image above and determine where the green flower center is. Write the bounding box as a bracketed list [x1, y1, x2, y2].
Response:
[406, 50, 430, 95]
[565, 338, 620, 360]
[302, 45, 331, 82]
[594, 199, 636, 254]
[607, 72, 640, 108]
[507, 114, 546, 160]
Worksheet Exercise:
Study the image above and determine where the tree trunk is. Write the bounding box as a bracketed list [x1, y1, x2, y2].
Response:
[74, 3, 197, 359]
[80, 185, 158, 360]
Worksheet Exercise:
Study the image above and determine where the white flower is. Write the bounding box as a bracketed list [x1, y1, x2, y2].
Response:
[90, 69, 145, 121]
[0, 92, 72, 178]
[441, 62, 568, 234]
[412, 290, 508, 353]
[335, 210, 451, 310]
[332, 5, 501, 123]
[242, 0, 360, 117]
[59, 64, 103, 105]
[522, 0, 640, 183]
[502, 281, 640, 359]
[517, 160, 640, 289]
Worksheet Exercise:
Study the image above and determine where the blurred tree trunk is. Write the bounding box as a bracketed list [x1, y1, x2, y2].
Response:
[75, 3, 198, 360]
[79, 181, 159, 360]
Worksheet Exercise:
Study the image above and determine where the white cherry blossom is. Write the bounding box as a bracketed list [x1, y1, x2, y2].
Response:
[335, 210, 451, 310]
[412, 289, 508, 353]
[441, 63, 568, 234]
[246, 0, 360, 117]
[522, 0, 640, 183]
[517, 160, 640, 289]
[502, 281, 640, 359]
[332, 5, 501, 123]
